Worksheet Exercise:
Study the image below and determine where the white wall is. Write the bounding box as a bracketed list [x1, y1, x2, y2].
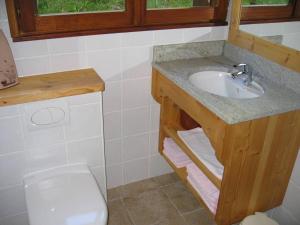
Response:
[240, 21, 300, 51]
[0, 93, 106, 225]
[1, 0, 300, 224]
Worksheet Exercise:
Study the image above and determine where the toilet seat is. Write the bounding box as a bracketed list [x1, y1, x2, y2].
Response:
[24, 164, 108, 225]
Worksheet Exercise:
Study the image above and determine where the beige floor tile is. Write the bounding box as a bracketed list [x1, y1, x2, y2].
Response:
[161, 181, 202, 214]
[153, 173, 179, 187]
[120, 178, 160, 198]
[108, 199, 133, 225]
[108, 187, 122, 202]
[123, 189, 186, 225]
[183, 209, 216, 225]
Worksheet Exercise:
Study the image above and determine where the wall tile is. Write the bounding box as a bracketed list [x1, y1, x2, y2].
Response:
[272, 206, 299, 225]
[259, 23, 285, 36]
[210, 26, 228, 41]
[67, 137, 104, 167]
[107, 164, 123, 188]
[15, 56, 51, 77]
[11, 40, 48, 59]
[105, 139, 122, 166]
[122, 78, 150, 109]
[0, 116, 24, 155]
[65, 92, 101, 106]
[124, 158, 148, 184]
[87, 49, 121, 81]
[291, 151, 300, 187]
[154, 29, 184, 45]
[149, 154, 172, 177]
[283, 182, 300, 222]
[26, 144, 67, 173]
[0, 185, 26, 218]
[85, 33, 121, 51]
[121, 31, 154, 47]
[22, 126, 65, 150]
[0, 105, 19, 118]
[90, 166, 107, 198]
[103, 111, 122, 140]
[65, 104, 102, 141]
[149, 131, 159, 156]
[183, 27, 212, 43]
[122, 46, 152, 79]
[122, 133, 149, 161]
[47, 37, 85, 54]
[122, 107, 150, 137]
[0, 0, 7, 20]
[283, 33, 300, 51]
[150, 102, 160, 132]
[283, 21, 300, 34]
[0, 212, 29, 225]
[103, 81, 122, 114]
[50, 53, 86, 73]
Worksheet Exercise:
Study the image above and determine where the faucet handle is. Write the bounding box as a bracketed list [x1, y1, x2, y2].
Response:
[234, 63, 250, 73]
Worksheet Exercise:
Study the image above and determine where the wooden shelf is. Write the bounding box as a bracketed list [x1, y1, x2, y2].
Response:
[162, 151, 216, 218]
[163, 125, 222, 189]
[0, 69, 105, 107]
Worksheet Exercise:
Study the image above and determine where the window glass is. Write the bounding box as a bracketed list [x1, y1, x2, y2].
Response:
[242, 0, 289, 6]
[147, 0, 210, 9]
[37, 0, 125, 15]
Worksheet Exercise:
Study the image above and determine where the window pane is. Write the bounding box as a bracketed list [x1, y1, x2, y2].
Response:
[37, 0, 125, 15]
[147, 0, 210, 9]
[242, 0, 289, 6]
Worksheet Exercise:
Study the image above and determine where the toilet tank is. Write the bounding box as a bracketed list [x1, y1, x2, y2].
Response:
[24, 164, 108, 225]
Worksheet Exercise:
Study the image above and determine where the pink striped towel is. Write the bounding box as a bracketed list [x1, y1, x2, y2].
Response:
[187, 163, 219, 214]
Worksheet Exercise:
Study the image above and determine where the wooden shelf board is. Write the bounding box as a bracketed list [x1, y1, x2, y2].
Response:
[163, 125, 222, 189]
[0, 68, 105, 107]
[161, 150, 216, 218]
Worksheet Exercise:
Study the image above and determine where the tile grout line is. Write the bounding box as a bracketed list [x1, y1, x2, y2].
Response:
[120, 197, 137, 225]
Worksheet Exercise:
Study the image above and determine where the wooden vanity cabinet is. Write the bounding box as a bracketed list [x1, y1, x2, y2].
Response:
[152, 68, 300, 225]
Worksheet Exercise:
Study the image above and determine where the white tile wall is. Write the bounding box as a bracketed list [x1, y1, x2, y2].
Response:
[1, 0, 299, 224]
[0, 93, 106, 225]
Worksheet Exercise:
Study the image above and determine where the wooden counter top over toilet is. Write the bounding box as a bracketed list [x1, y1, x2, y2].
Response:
[0, 69, 105, 107]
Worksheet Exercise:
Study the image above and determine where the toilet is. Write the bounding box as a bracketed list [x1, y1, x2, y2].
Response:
[240, 212, 279, 225]
[23, 164, 108, 225]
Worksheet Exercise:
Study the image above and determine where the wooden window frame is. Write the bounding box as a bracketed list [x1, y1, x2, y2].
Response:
[241, 0, 300, 22]
[6, 0, 229, 42]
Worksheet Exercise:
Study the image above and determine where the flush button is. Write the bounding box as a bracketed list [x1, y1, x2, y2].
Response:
[25, 99, 69, 130]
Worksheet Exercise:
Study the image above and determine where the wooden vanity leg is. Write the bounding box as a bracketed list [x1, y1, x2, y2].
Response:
[158, 97, 181, 153]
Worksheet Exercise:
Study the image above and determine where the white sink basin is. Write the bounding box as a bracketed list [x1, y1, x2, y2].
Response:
[189, 71, 264, 99]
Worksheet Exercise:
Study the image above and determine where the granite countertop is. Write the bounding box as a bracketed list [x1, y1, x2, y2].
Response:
[153, 56, 300, 124]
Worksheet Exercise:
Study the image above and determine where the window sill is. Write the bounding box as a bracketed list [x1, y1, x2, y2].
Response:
[12, 21, 228, 42]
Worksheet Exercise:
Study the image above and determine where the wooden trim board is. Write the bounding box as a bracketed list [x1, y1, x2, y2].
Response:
[228, 0, 300, 73]
[0, 69, 105, 107]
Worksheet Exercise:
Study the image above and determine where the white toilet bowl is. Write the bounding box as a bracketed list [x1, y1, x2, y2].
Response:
[240, 212, 279, 225]
[24, 164, 108, 225]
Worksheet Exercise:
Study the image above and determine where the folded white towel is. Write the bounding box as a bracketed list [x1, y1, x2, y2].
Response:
[177, 128, 224, 179]
[163, 138, 192, 168]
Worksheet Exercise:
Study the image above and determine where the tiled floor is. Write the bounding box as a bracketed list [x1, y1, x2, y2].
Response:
[107, 173, 216, 225]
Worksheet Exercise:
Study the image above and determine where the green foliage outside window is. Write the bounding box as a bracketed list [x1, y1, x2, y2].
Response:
[37, 0, 290, 15]
[37, 0, 195, 14]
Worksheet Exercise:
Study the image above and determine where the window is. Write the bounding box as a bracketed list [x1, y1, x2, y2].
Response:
[241, 0, 300, 22]
[6, 0, 228, 41]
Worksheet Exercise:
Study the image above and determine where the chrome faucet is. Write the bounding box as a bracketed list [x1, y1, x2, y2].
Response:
[231, 63, 253, 86]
